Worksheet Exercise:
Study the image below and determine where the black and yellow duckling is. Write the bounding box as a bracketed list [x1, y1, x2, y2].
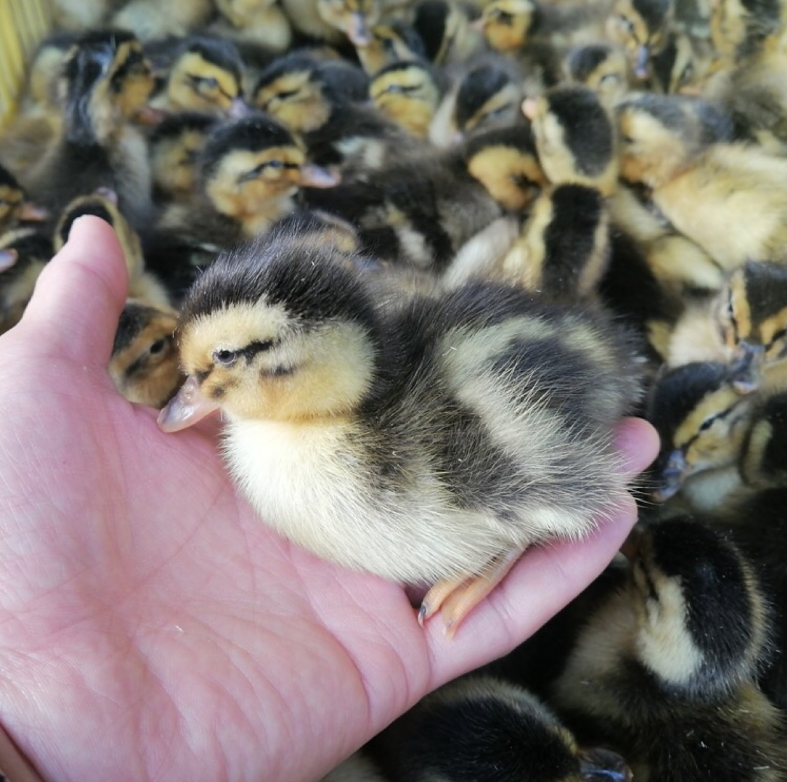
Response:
[148, 112, 218, 204]
[156, 112, 340, 251]
[668, 261, 787, 391]
[0, 228, 52, 335]
[369, 61, 447, 138]
[151, 36, 247, 118]
[411, 0, 486, 65]
[158, 228, 641, 633]
[53, 190, 170, 310]
[49, 0, 121, 31]
[523, 84, 618, 196]
[552, 518, 786, 782]
[646, 361, 754, 505]
[616, 92, 787, 272]
[280, 0, 390, 46]
[23, 30, 157, 233]
[252, 53, 406, 176]
[478, 0, 610, 55]
[305, 124, 544, 270]
[566, 43, 631, 106]
[111, 0, 214, 41]
[354, 20, 428, 75]
[606, 0, 674, 82]
[738, 385, 787, 490]
[211, 0, 293, 54]
[709, 0, 782, 65]
[109, 301, 183, 408]
[365, 674, 632, 782]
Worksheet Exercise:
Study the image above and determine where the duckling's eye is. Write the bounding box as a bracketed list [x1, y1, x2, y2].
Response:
[599, 73, 620, 85]
[201, 77, 220, 91]
[699, 417, 715, 432]
[149, 338, 168, 356]
[213, 348, 238, 366]
[276, 89, 300, 101]
[493, 10, 514, 23]
[620, 133, 635, 144]
[382, 37, 398, 55]
[618, 14, 636, 34]
[267, 159, 284, 169]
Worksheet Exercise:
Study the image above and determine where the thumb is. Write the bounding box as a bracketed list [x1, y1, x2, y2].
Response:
[22, 216, 129, 367]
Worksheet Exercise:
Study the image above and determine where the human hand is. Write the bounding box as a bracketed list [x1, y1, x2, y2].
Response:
[0, 217, 658, 782]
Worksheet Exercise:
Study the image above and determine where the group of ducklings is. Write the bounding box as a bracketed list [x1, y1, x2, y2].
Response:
[4, 0, 787, 777]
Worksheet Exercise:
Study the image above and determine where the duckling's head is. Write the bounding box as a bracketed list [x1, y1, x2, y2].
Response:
[711, 0, 782, 60]
[111, 301, 182, 407]
[27, 32, 78, 110]
[54, 191, 145, 284]
[566, 44, 630, 106]
[369, 61, 444, 137]
[60, 30, 155, 144]
[718, 262, 787, 385]
[616, 94, 732, 188]
[523, 85, 618, 194]
[252, 54, 336, 134]
[316, 0, 382, 45]
[200, 113, 339, 228]
[627, 519, 770, 697]
[412, 0, 481, 65]
[454, 60, 522, 137]
[149, 112, 218, 201]
[159, 234, 383, 429]
[165, 37, 246, 116]
[647, 361, 753, 500]
[607, 0, 673, 80]
[355, 21, 426, 75]
[400, 676, 632, 782]
[479, 0, 536, 54]
[463, 125, 546, 211]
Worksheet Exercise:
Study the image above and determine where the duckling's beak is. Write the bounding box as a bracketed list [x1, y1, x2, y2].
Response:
[471, 16, 486, 33]
[578, 747, 633, 781]
[135, 105, 167, 126]
[299, 165, 341, 188]
[17, 202, 50, 222]
[94, 186, 119, 204]
[634, 45, 651, 80]
[653, 448, 687, 502]
[521, 97, 538, 121]
[0, 249, 19, 272]
[730, 343, 764, 395]
[229, 98, 250, 119]
[157, 376, 220, 433]
[347, 13, 372, 46]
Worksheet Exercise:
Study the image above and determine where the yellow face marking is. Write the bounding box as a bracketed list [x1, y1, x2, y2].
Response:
[462, 83, 519, 132]
[111, 42, 156, 120]
[168, 52, 240, 113]
[468, 145, 545, 211]
[151, 129, 210, 197]
[481, 0, 534, 52]
[370, 68, 440, 136]
[254, 72, 330, 133]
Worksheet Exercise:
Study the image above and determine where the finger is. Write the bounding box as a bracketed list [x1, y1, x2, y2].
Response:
[425, 492, 638, 687]
[22, 216, 128, 367]
[614, 417, 660, 476]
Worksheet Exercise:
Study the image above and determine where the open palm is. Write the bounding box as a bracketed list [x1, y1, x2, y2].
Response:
[0, 218, 658, 782]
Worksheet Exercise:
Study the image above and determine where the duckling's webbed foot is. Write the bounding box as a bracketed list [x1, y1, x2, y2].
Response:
[418, 548, 523, 638]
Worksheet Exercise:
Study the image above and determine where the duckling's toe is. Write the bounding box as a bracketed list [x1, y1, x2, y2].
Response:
[419, 549, 523, 638]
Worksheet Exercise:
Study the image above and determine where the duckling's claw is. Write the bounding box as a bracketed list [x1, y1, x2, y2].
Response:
[157, 375, 220, 432]
[419, 577, 471, 626]
[17, 202, 50, 222]
[441, 549, 522, 638]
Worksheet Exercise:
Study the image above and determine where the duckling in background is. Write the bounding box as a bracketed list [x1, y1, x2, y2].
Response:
[22, 30, 157, 233]
[552, 518, 787, 782]
[211, 0, 293, 54]
[411, 0, 486, 65]
[49, 0, 120, 31]
[252, 53, 406, 176]
[53, 191, 170, 310]
[616, 92, 787, 271]
[281, 0, 394, 46]
[156, 112, 340, 250]
[354, 20, 428, 75]
[306, 124, 543, 270]
[669, 261, 787, 390]
[646, 361, 754, 505]
[159, 229, 641, 632]
[366, 674, 632, 782]
[649, 31, 714, 93]
[0, 228, 52, 334]
[566, 43, 631, 106]
[111, 0, 214, 40]
[152, 37, 247, 118]
[148, 112, 218, 204]
[0, 165, 49, 235]
[497, 184, 611, 302]
[109, 301, 183, 408]
[478, 0, 611, 55]
[739, 386, 787, 490]
[709, 0, 782, 65]
[523, 84, 618, 195]
[606, 0, 674, 82]
[369, 61, 446, 138]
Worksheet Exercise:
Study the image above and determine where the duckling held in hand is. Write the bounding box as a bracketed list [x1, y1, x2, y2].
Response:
[367, 674, 633, 782]
[159, 230, 641, 633]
